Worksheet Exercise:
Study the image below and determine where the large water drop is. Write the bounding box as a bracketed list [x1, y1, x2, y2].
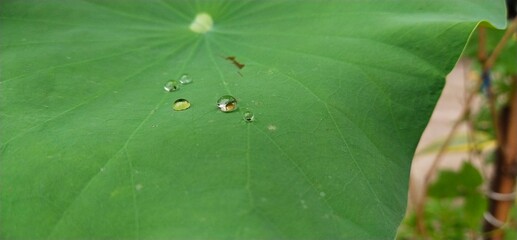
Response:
[216, 95, 237, 113]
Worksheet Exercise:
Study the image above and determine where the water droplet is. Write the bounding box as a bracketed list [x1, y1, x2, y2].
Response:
[179, 74, 193, 85]
[320, 192, 326, 197]
[135, 184, 143, 191]
[243, 111, 255, 122]
[172, 99, 191, 111]
[217, 95, 238, 112]
[164, 80, 180, 92]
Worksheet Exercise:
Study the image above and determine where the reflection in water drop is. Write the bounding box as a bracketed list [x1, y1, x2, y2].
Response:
[164, 80, 180, 92]
[217, 95, 237, 112]
[179, 74, 193, 85]
[172, 99, 191, 111]
[243, 111, 254, 122]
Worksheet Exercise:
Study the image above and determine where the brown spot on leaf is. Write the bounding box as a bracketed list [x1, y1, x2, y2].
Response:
[226, 56, 245, 69]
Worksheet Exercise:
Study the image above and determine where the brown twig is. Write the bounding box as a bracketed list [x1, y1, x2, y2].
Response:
[415, 82, 477, 236]
[483, 18, 517, 71]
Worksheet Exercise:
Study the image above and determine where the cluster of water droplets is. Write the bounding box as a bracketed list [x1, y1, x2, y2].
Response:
[164, 73, 255, 122]
[164, 74, 193, 111]
[164, 74, 192, 92]
[216, 96, 254, 122]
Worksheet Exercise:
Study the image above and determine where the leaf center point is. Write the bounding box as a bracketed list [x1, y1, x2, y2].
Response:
[189, 12, 213, 33]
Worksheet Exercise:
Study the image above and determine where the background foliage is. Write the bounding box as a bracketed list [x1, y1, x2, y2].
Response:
[398, 16, 517, 240]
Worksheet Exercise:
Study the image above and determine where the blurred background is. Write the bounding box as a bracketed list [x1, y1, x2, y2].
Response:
[397, 1, 517, 239]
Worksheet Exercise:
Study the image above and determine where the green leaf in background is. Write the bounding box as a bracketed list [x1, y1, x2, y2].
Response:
[0, 1, 506, 239]
[429, 162, 484, 198]
[464, 193, 487, 228]
[423, 162, 487, 233]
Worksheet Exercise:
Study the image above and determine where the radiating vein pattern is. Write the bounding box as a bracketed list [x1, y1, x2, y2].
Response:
[0, 0, 505, 239]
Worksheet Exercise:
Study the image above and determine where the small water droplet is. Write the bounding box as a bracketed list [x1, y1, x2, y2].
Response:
[320, 192, 326, 197]
[217, 95, 237, 112]
[164, 80, 180, 92]
[172, 99, 191, 111]
[243, 111, 255, 122]
[135, 184, 143, 191]
[179, 74, 193, 85]
[267, 124, 277, 131]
